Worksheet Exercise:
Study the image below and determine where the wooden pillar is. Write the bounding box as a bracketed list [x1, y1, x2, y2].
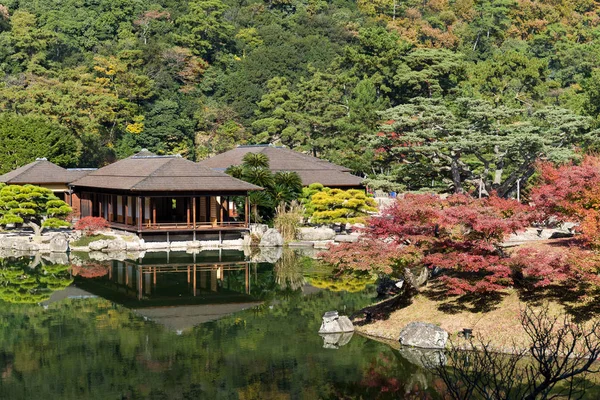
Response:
[245, 195, 250, 226]
[137, 197, 142, 232]
[152, 199, 157, 227]
[219, 196, 224, 226]
[187, 197, 191, 227]
[192, 196, 197, 240]
[98, 195, 103, 218]
[124, 198, 129, 226]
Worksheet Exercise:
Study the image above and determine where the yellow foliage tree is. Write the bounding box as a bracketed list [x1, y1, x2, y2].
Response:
[302, 185, 377, 224]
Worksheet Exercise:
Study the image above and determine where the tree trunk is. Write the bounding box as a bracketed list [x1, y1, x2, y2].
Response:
[25, 222, 43, 238]
[451, 157, 463, 193]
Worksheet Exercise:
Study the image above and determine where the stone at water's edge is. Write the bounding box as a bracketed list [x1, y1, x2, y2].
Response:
[104, 240, 127, 252]
[89, 240, 109, 251]
[298, 227, 336, 241]
[49, 234, 69, 253]
[318, 311, 354, 334]
[399, 322, 448, 349]
[259, 228, 284, 247]
[334, 234, 358, 243]
[313, 240, 334, 250]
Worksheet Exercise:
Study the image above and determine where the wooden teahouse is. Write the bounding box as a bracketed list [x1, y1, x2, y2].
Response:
[68, 150, 261, 239]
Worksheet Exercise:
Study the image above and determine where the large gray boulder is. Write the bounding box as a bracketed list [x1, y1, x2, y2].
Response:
[89, 240, 109, 251]
[12, 240, 38, 252]
[104, 240, 127, 252]
[0, 238, 16, 249]
[259, 228, 284, 247]
[298, 227, 336, 241]
[49, 234, 69, 253]
[318, 311, 354, 334]
[399, 322, 448, 349]
[313, 240, 335, 250]
[334, 235, 359, 243]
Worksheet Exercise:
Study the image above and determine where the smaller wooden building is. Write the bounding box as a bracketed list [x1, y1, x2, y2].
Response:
[0, 158, 93, 201]
[199, 145, 364, 188]
[68, 151, 261, 237]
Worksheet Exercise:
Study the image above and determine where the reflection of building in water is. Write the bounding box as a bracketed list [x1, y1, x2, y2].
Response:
[74, 251, 262, 331]
[79, 251, 255, 304]
[114, 259, 253, 299]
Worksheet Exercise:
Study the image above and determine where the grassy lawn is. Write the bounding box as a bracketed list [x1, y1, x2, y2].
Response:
[71, 234, 115, 247]
[355, 282, 570, 351]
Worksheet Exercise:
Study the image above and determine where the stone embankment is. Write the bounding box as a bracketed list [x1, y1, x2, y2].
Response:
[0, 222, 366, 256]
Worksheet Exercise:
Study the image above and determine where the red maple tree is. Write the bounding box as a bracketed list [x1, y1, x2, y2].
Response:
[74, 217, 110, 236]
[531, 155, 600, 247]
[322, 193, 535, 295]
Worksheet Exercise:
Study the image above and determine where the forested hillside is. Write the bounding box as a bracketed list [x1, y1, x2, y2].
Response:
[1, 0, 600, 195]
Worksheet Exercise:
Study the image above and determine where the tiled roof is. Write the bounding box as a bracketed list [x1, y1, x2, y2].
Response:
[70, 153, 261, 192]
[198, 145, 364, 187]
[0, 159, 93, 185]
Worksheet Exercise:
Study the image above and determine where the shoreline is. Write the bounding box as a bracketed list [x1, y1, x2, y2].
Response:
[350, 289, 573, 354]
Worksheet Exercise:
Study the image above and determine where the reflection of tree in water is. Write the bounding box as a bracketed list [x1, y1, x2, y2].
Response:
[274, 248, 306, 291]
[0, 257, 72, 304]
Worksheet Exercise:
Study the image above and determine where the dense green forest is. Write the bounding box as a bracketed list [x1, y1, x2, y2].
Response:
[2, 0, 600, 194]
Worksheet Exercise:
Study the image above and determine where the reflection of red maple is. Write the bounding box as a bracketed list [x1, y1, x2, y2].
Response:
[71, 263, 110, 278]
[359, 354, 435, 399]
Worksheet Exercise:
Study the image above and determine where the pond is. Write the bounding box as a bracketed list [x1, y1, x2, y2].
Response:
[0, 249, 443, 399]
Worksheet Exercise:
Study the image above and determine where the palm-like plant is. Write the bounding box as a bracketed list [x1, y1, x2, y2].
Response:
[248, 191, 274, 223]
[225, 165, 245, 179]
[225, 152, 304, 222]
[244, 166, 275, 188]
[242, 152, 270, 168]
[274, 171, 303, 195]
[271, 183, 294, 204]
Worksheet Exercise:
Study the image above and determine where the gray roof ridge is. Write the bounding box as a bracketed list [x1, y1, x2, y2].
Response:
[126, 156, 176, 190]
[3, 160, 40, 181]
[266, 147, 345, 171]
[2, 159, 68, 182]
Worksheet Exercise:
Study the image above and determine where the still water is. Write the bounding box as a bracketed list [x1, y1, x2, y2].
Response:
[0, 249, 440, 399]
